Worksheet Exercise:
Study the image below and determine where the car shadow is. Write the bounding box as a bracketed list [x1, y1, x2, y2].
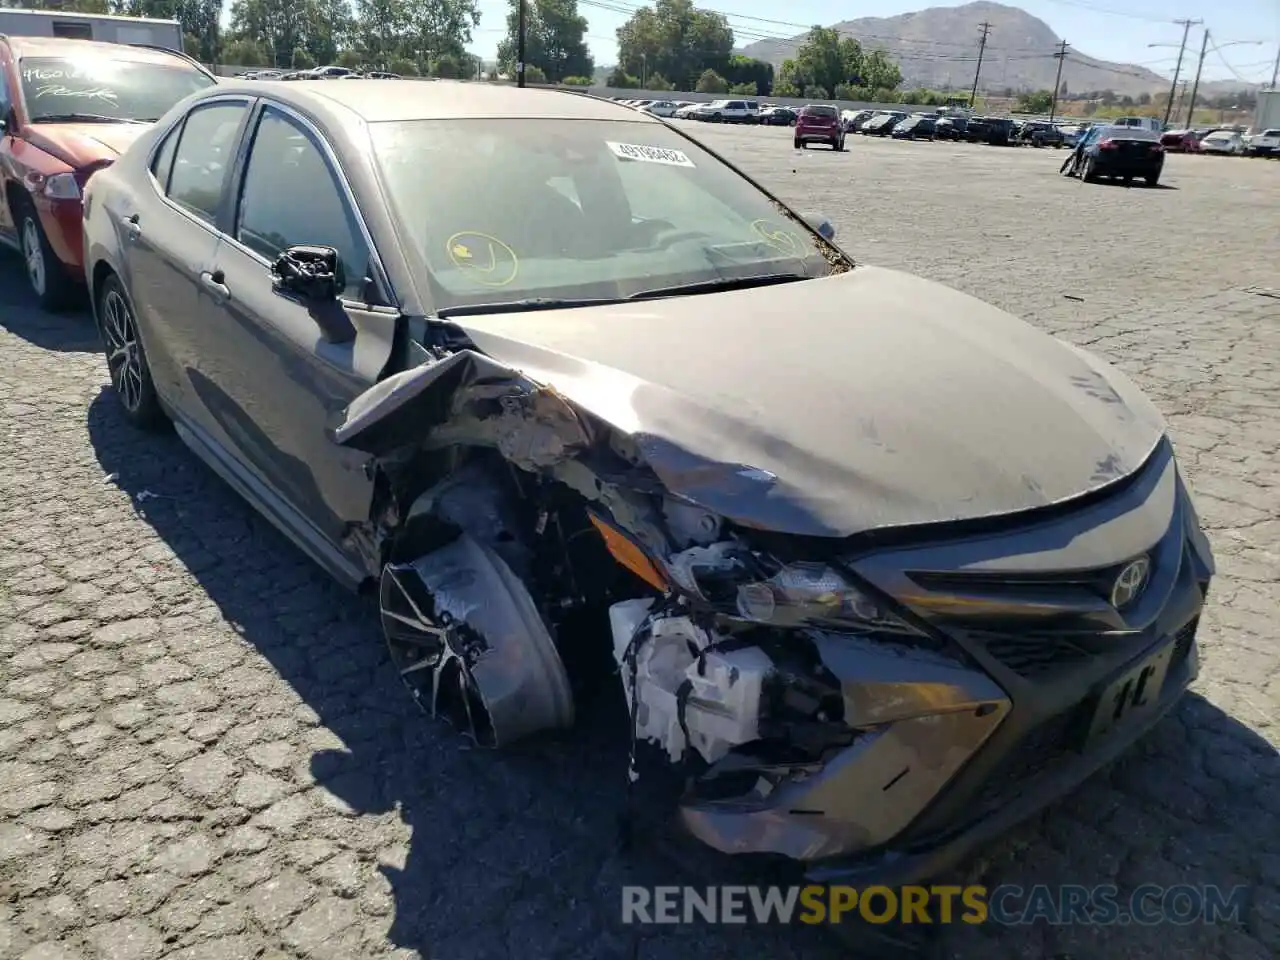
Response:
[84, 386, 1277, 959]
[82, 387, 844, 958]
[0, 253, 99, 352]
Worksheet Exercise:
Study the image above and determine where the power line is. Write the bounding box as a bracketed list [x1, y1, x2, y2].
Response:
[1185, 29, 1210, 126]
[969, 21, 992, 107]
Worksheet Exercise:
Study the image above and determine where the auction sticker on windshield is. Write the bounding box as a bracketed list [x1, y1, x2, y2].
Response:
[606, 141, 696, 168]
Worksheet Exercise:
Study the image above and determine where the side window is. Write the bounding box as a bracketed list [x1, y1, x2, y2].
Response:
[235, 108, 370, 300]
[166, 102, 248, 224]
[150, 123, 180, 192]
[0, 65, 10, 121]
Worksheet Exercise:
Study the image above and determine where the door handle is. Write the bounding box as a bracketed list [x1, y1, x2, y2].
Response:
[200, 269, 230, 299]
[121, 213, 141, 239]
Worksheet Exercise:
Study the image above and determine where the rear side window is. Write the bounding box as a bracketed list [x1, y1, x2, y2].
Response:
[150, 125, 180, 191]
[166, 102, 248, 225]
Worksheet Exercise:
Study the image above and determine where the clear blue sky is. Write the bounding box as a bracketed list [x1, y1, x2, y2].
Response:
[468, 0, 1280, 84]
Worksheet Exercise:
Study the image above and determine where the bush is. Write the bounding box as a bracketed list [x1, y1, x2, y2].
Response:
[389, 58, 418, 77]
[772, 80, 800, 98]
[562, 75, 593, 86]
[523, 64, 548, 84]
[728, 81, 757, 96]
[695, 69, 729, 94]
[647, 74, 674, 91]
[223, 40, 267, 67]
[291, 48, 316, 69]
[335, 49, 362, 69]
[432, 54, 463, 79]
[802, 85, 830, 100]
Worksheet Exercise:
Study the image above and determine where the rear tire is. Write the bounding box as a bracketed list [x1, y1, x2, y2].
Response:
[1081, 157, 1097, 182]
[1145, 172, 1160, 187]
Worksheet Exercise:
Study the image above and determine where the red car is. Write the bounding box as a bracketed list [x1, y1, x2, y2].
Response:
[793, 104, 846, 151]
[1160, 129, 1200, 153]
[0, 36, 216, 309]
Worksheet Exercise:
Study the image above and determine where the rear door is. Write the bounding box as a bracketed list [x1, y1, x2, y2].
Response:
[193, 102, 398, 548]
[124, 97, 252, 410]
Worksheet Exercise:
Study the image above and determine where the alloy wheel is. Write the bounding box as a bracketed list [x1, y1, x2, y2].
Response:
[379, 562, 496, 746]
[21, 219, 46, 298]
[102, 290, 145, 413]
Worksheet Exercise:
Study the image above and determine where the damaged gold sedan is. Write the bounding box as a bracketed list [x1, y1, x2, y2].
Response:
[83, 79, 1214, 887]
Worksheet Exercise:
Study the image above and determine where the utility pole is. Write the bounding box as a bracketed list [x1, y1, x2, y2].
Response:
[1185, 29, 1209, 127]
[1270, 44, 1279, 89]
[516, 0, 526, 88]
[969, 21, 992, 108]
[1049, 40, 1068, 122]
[1163, 18, 1201, 127]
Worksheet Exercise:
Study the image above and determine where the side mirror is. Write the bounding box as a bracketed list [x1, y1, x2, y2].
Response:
[271, 244, 344, 302]
[802, 213, 836, 242]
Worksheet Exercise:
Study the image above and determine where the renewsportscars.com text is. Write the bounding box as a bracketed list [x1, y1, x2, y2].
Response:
[621, 884, 1249, 926]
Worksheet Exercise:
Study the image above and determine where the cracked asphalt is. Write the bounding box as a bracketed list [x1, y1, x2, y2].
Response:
[1, 124, 1278, 960]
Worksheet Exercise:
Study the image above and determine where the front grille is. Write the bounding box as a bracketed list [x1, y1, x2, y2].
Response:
[969, 630, 1093, 678]
[971, 705, 1085, 818]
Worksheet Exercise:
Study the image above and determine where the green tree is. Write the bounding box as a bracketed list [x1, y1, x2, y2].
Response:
[25, 0, 111, 12]
[694, 68, 728, 93]
[722, 54, 772, 96]
[523, 64, 548, 83]
[861, 49, 902, 91]
[292, 46, 316, 68]
[223, 39, 269, 66]
[389, 56, 418, 75]
[802, 84, 828, 99]
[404, 0, 480, 66]
[336, 49, 364, 68]
[616, 0, 733, 90]
[647, 73, 673, 91]
[728, 81, 756, 95]
[497, 0, 592, 83]
[116, 0, 222, 61]
[786, 27, 869, 95]
[562, 75, 593, 86]
[1015, 89, 1054, 114]
[606, 66, 639, 87]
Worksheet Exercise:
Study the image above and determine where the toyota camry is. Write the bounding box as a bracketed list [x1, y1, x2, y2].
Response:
[82, 79, 1214, 886]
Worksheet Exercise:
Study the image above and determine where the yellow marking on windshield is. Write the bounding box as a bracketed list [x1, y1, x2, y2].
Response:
[445, 231, 519, 287]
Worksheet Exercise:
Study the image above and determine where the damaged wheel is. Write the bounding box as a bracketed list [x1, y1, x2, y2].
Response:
[379, 533, 575, 747]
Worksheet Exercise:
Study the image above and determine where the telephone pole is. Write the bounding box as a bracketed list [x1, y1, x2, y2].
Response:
[1185, 29, 1209, 127]
[1270, 44, 1279, 89]
[969, 21, 992, 108]
[516, 0, 527, 87]
[1163, 18, 1202, 127]
[1049, 40, 1069, 122]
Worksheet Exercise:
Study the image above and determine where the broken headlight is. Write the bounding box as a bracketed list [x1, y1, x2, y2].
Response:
[667, 545, 919, 635]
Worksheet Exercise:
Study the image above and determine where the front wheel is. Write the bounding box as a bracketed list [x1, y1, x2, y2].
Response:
[18, 204, 76, 312]
[1145, 172, 1160, 186]
[98, 275, 166, 430]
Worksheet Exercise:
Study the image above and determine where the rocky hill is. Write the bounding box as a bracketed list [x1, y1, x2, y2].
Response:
[738, 2, 1252, 97]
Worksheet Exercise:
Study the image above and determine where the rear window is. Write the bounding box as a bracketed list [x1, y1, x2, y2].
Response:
[803, 105, 838, 118]
[1263, 130, 1280, 137]
[19, 55, 213, 123]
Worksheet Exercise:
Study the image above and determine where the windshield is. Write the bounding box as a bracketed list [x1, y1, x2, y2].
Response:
[19, 56, 214, 123]
[369, 118, 841, 311]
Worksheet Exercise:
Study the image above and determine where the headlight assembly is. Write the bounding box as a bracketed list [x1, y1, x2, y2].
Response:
[666, 544, 920, 635]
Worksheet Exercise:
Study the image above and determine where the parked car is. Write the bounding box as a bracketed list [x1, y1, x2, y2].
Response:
[1200, 130, 1246, 156]
[841, 109, 874, 132]
[862, 111, 907, 136]
[0, 35, 217, 308]
[1111, 116, 1165, 134]
[759, 106, 797, 126]
[1247, 128, 1280, 157]
[84, 79, 1212, 887]
[1060, 123, 1093, 148]
[1160, 129, 1200, 153]
[793, 104, 845, 150]
[690, 99, 756, 123]
[638, 100, 679, 118]
[981, 117, 1017, 146]
[1019, 121, 1064, 148]
[935, 116, 969, 140]
[1063, 124, 1164, 185]
[891, 115, 936, 141]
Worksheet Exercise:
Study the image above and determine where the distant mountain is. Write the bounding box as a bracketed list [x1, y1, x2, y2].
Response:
[738, 2, 1257, 98]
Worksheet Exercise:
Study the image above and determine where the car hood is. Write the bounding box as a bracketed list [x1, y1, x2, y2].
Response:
[341, 267, 1165, 539]
[21, 123, 149, 168]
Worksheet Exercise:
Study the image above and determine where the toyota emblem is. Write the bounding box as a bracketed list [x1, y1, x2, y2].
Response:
[1111, 556, 1151, 608]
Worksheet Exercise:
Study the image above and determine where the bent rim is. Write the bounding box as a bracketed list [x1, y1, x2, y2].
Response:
[102, 289, 144, 413]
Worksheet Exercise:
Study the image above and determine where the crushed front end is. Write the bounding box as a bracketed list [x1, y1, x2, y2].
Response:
[609, 439, 1212, 883]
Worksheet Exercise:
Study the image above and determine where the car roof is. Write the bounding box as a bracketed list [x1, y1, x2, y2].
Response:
[204, 78, 666, 124]
[2, 35, 194, 66]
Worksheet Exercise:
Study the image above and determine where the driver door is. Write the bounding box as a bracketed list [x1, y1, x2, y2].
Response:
[188, 104, 397, 554]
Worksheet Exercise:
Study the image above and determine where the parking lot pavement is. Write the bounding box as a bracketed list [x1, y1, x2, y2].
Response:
[1, 127, 1277, 960]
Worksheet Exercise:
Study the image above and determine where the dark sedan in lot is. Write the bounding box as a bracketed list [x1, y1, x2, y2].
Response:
[83, 79, 1212, 889]
[1064, 124, 1165, 185]
[891, 115, 936, 140]
[862, 110, 907, 136]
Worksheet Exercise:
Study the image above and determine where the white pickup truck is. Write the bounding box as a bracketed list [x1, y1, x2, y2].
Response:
[1247, 128, 1280, 158]
[689, 99, 758, 123]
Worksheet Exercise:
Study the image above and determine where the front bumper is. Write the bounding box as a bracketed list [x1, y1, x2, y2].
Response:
[675, 440, 1213, 881]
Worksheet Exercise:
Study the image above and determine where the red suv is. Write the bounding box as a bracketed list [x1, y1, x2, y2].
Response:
[0, 36, 216, 309]
[794, 104, 845, 151]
